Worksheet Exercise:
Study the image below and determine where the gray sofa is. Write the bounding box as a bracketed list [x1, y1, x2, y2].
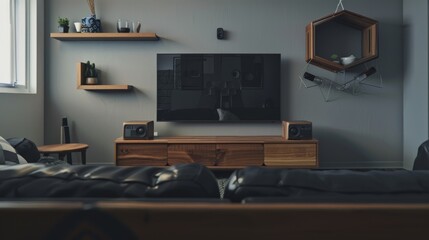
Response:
[0, 163, 220, 199]
[0, 163, 429, 239]
[225, 167, 429, 203]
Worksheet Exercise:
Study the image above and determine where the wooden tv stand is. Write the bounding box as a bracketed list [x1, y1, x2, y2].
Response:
[114, 136, 318, 169]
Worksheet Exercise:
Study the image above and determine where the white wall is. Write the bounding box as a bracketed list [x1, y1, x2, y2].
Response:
[45, 0, 404, 167]
[403, 0, 429, 169]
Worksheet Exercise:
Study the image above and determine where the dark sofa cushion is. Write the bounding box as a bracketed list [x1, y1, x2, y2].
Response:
[224, 167, 429, 202]
[6, 137, 40, 163]
[0, 163, 220, 198]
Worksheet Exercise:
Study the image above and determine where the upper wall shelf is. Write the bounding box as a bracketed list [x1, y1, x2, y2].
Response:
[50, 32, 160, 41]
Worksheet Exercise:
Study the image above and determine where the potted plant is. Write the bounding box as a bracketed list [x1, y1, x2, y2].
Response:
[330, 54, 340, 64]
[84, 61, 98, 84]
[58, 17, 70, 33]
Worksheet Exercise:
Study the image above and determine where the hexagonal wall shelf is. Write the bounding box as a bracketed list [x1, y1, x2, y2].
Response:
[305, 10, 378, 72]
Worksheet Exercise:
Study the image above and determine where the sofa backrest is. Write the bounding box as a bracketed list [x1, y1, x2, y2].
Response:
[0, 163, 220, 199]
[224, 167, 429, 202]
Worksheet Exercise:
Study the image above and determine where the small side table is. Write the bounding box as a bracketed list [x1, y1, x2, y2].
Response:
[38, 143, 89, 165]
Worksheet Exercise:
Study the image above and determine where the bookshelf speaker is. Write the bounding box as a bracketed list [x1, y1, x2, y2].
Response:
[282, 121, 312, 140]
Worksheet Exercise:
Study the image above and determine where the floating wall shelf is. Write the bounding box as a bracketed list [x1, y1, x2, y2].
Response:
[51, 32, 160, 41]
[305, 10, 378, 72]
[76, 62, 132, 91]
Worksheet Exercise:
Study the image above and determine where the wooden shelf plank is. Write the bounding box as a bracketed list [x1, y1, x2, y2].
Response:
[115, 136, 319, 144]
[51, 32, 160, 41]
[78, 85, 132, 91]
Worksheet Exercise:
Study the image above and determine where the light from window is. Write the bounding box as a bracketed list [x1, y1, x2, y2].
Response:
[0, 0, 12, 86]
[0, 0, 27, 88]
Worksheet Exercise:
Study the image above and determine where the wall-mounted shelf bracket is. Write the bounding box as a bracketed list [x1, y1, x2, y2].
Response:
[299, 59, 383, 102]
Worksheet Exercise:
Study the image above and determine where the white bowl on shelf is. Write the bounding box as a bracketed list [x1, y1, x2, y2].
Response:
[340, 55, 356, 65]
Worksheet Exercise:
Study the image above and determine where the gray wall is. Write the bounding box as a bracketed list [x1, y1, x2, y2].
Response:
[45, 0, 404, 167]
[403, 0, 429, 169]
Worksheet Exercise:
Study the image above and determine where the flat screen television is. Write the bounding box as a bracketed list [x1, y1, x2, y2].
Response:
[157, 53, 281, 122]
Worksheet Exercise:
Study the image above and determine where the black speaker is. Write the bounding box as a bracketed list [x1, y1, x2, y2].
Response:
[282, 121, 312, 140]
[123, 121, 154, 140]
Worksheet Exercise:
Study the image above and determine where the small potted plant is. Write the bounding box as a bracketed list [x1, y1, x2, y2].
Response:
[58, 17, 70, 33]
[84, 61, 98, 85]
[330, 54, 340, 64]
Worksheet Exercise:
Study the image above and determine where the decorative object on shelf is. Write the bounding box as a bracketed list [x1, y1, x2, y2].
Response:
[117, 19, 130, 33]
[330, 54, 340, 64]
[81, 15, 101, 33]
[57, 17, 69, 33]
[84, 61, 98, 85]
[80, 26, 90, 33]
[74, 22, 82, 33]
[299, 0, 382, 102]
[81, 0, 101, 33]
[340, 54, 356, 65]
[76, 62, 132, 91]
[132, 21, 141, 33]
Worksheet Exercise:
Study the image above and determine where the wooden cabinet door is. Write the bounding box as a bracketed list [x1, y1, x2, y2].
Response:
[168, 144, 216, 166]
[264, 143, 318, 167]
[116, 144, 167, 166]
[216, 144, 264, 166]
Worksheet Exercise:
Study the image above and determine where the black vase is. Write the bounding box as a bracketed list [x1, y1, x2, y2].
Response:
[58, 25, 69, 33]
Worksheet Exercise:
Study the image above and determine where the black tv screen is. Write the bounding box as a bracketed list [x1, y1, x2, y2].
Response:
[157, 53, 281, 122]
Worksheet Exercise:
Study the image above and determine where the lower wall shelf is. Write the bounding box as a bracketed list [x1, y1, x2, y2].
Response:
[76, 62, 133, 91]
[78, 84, 132, 91]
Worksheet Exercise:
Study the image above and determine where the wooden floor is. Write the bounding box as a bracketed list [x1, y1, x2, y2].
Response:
[0, 201, 428, 239]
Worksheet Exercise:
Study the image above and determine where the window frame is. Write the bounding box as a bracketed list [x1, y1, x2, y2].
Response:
[0, 0, 38, 94]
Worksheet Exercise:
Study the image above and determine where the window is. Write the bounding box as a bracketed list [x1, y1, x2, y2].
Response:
[0, 0, 37, 94]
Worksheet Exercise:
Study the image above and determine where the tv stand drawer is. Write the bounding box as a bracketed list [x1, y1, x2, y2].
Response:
[116, 143, 167, 166]
[168, 144, 217, 165]
[264, 143, 318, 167]
[115, 136, 318, 168]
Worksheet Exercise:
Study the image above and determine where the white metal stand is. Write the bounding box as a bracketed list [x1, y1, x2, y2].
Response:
[299, 60, 383, 102]
[335, 0, 345, 13]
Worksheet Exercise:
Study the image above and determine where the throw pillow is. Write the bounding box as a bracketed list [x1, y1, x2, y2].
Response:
[0, 136, 27, 165]
[7, 137, 40, 163]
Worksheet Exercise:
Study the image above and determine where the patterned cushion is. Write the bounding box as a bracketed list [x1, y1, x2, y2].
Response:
[0, 136, 27, 165]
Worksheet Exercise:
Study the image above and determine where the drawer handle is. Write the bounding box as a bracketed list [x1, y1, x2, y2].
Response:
[121, 149, 129, 154]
